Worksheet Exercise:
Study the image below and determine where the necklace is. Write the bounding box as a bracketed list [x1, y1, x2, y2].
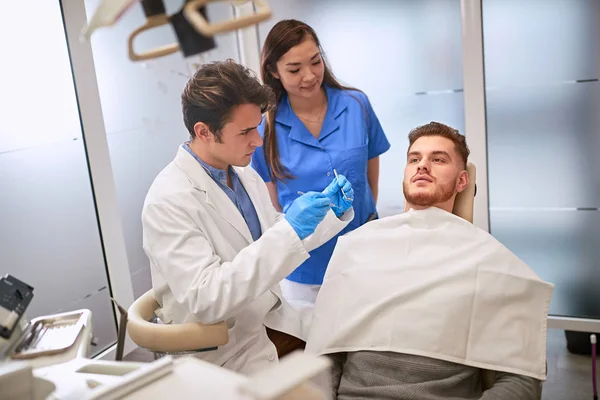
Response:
[297, 100, 327, 124]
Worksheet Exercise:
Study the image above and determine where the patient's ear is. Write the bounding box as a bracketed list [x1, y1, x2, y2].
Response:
[456, 169, 469, 193]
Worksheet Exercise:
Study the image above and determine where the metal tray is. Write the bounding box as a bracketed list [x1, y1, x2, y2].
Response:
[11, 309, 89, 359]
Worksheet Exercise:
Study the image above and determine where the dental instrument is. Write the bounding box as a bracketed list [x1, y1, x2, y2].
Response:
[333, 169, 353, 201]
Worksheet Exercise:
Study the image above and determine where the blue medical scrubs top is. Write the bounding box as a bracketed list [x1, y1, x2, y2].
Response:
[251, 85, 391, 284]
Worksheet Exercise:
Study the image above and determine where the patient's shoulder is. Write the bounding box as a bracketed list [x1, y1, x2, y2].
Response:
[342, 213, 405, 238]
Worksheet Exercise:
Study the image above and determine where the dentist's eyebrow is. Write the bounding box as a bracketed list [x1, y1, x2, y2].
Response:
[240, 125, 257, 134]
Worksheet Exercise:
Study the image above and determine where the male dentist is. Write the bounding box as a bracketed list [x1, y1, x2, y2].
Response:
[142, 60, 354, 374]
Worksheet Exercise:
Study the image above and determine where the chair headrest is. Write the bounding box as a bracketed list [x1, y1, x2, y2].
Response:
[452, 162, 476, 223]
[127, 289, 229, 353]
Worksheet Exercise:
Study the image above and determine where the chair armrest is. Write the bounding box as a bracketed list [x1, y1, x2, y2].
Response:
[127, 290, 229, 353]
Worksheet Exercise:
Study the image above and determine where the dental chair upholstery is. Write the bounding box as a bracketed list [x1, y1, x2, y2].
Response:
[452, 162, 476, 223]
[126, 289, 229, 355]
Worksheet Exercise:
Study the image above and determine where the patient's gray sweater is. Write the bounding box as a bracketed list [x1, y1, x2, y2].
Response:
[328, 351, 541, 400]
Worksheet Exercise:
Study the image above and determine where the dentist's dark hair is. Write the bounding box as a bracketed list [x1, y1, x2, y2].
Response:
[182, 59, 274, 142]
[260, 19, 359, 181]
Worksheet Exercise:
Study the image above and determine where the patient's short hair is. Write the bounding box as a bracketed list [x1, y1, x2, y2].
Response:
[408, 122, 470, 168]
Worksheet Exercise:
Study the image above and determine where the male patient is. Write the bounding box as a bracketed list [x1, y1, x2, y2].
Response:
[306, 122, 554, 400]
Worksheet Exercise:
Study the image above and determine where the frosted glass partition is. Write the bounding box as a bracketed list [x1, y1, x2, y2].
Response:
[85, 0, 242, 297]
[0, 1, 116, 354]
[483, 0, 600, 87]
[257, 0, 465, 217]
[483, 0, 600, 319]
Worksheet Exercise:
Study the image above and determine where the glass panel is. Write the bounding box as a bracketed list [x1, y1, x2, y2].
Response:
[487, 84, 600, 209]
[484, 0, 600, 319]
[482, 0, 600, 86]
[0, 0, 116, 354]
[85, 0, 242, 297]
[490, 210, 600, 319]
[257, 0, 465, 217]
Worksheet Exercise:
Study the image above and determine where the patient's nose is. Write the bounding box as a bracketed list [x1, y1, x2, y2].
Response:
[417, 159, 430, 172]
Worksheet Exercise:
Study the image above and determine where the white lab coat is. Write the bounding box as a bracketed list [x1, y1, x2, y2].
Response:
[142, 146, 353, 375]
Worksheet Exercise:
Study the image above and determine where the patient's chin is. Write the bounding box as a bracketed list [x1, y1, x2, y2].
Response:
[405, 192, 437, 207]
[404, 184, 455, 208]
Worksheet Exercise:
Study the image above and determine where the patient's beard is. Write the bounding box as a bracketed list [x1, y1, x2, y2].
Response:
[403, 179, 456, 208]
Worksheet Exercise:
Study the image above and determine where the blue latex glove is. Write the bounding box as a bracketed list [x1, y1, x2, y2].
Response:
[322, 174, 354, 217]
[284, 192, 331, 240]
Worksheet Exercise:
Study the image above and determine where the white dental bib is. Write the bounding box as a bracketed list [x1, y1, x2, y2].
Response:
[306, 207, 554, 380]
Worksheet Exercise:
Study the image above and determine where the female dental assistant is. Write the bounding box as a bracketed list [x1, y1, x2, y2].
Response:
[251, 20, 390, 308]
[142, 60, 354, 375]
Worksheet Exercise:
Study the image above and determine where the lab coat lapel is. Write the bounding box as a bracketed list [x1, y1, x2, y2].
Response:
[174, 147, 253, 244]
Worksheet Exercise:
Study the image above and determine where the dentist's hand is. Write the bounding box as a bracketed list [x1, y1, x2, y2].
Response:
[285, 192, 331, 240]
[322, 174, 354, 217]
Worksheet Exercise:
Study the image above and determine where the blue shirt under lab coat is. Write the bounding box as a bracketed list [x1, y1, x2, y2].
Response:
[183, 143, 262, 241]
[251, 85, 390, 284]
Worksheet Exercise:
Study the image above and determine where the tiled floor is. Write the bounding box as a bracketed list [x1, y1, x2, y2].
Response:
[124, 328, 597, 399]
[543, 328, 595, 400]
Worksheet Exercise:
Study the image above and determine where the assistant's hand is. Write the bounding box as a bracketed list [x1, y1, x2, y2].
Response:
[322, 174, 354, 217]
[284, 192, 331, 240]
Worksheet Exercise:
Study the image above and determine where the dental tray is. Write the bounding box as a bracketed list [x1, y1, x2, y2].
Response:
[11, 309, 88, 359]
